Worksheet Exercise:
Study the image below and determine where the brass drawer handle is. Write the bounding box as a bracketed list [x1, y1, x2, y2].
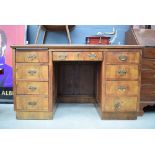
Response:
[119, 55, 127, 61]
[59, 54, 67, 60]
[114, 101, 121, 111]
[117, 69, 127, 76]
[28, 86, 37, 91]
[28, 101, 37, 106]
[117, 86, 127, 91]
[88, 53, 96, 59]
[27, 54, 37, 61]
[76, 52, 80, 58]
[27, 70, 37, 76]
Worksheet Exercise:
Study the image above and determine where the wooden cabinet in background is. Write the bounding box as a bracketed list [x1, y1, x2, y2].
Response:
[125, 29, 155, 114]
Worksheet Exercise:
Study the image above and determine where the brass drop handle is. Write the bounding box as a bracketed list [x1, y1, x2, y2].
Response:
[27, 54, 37, 60]
[28, 70, 37, 76]
[117, 69, 127, 76]
[119, 55, 127, 61]
[28, 86, 37, 91]
[76, 52, 80, 58]
[117, 86, 127, 91]
[114, 101, 121, 111]
[59, 54, 67, 60]
[88, 53, 96, 59]
[28, 101, 37, 106]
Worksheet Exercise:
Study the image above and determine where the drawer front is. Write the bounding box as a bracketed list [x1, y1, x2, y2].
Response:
[16, 51, 49, 62]
[106, 65, 139, 80]
[141, 85, 155, 96]
[141, 96, 155, 101]
[105, 96, 137, 112]
[16, 64, 48, 81]
[142, 59, 155, 70]
[143, 48, 155, 59]
[142, 70, 155, 84]
[16, 95, 48, 111]
[106, 52, 140, 64]
[16, 82, 48, 95]
[53, 52, 103, 61]
[106, 81, 138, 96]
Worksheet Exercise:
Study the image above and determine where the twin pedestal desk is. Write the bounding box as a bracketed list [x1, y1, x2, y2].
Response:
[11, 45, 144, 120]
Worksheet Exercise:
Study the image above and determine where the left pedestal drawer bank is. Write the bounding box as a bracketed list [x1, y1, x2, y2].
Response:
[14, 49, 53, 119]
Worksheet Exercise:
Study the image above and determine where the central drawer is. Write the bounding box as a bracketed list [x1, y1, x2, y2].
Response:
[106, 81, 138, 96]
[53, 52, 103, 61]
[16, 64, 48, 81]
[105, 96, 137, 112]
[16, 81, 48, 95]
[106, 65, 139, 80]
[16, 95, 48, 111]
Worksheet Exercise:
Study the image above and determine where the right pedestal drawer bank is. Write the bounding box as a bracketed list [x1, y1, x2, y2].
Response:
[103, 49, 140, 119]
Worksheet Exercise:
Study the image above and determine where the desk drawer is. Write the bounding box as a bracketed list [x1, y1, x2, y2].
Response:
[53, 52, 103, 61]
[106, 81, 138, 96]
[106, 52, 140, 64]
[16, 95, 48, 111]
[141, 85, 155, 96]
[106, 65, 139, 80]
[105, 96, 137, 112]
[143, 48, 155, 59]
[142, 59, 155, 70]
[16, 64, 48, 81]
[142, 70, 155, 84]
[16, 51, 48, 63]
[16, 82, 48, 95]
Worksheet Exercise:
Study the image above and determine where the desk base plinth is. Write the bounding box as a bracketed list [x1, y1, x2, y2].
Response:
[102, 112, 137, 120]
[16, 112, 53, 120]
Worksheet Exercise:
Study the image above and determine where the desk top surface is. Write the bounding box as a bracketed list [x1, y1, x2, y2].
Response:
[11, 44, 143, 49]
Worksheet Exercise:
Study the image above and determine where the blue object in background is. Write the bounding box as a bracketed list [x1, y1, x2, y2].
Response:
[27, 25, 131, 44]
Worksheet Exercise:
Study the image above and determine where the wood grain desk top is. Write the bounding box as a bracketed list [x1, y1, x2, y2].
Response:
[11, 44, 143, 49]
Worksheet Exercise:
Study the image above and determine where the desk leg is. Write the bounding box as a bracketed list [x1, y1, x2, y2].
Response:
[101, 60, 106, 119]
[95, 61, 105, 119]
[49, 51, 57, 119]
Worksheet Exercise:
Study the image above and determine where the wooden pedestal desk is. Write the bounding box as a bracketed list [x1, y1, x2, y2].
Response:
[11, 45, 142, 120]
